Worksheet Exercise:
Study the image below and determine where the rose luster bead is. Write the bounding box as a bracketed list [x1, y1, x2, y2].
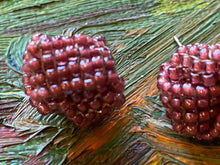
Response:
[199, 111, 210, 122]
[182, 55, 192, 68]
[182, 83, 195, 96]
[189, 45, 199, 56]
[191, 72, 201, 85]
[185, 112, 197, 123]
[212, 49, 220, 61]
[199, 48, 209, 59]
[202, 74, 216, 87]
[196, 86, 209, 98]
[172, 83, 181, 94]
[205, 61, 216, 73]
[168, 66, 182, 80]
[183, 99, 196, 109]
[184, 125, 197, 135]
[199, 122, 210, 133]
[170, 53, 182, 65]
[193, 59, 203, 72]
[197, 99, 209, 108]
[172, 111, 182, 121]
[171, 98, 181, 107]
[210, 85, 220, 96]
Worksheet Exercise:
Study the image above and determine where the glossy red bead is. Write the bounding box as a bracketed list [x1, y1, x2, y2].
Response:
[171, 98, 180, 108]
[37, 103, 50, 114]
[209, 107, 219, 118]
[49, 84, 62, 96]
[74, 34, 87, 46]
[73, 113, 84, 126]
[66, 46, 77, 57]
[77, 102, 88, 113]
[161, 95, 169, 105]
[177, 45, 188, 54]
[94, 72, 106, 85]
[31, 33, 41, 41]
[215, 121, 220, 131]
[35, 73, 45, 85]
[42, 54, 54, 67]
[112, 93, 125, 108]
[53, 38, 64, 49]
[24, 85, 32, 95]
[83, 90, 94, 100]
[185, 112, 197, 123]
[162, 82, 171, 92]
[68, 60, 80, 73]
[182, 55, 192, 68]
[199, 48, 209, 59]
[210, 85, 220, 96]
[30, 89, 39, 101]
[57, 65, 69, 78]
[59, 100, 71, 112]
[27, 41, 38, 54]
[197, 99, 209, 108]
[210, 128, 219, 138]
[199, 111, 210, 122]
[196, 86, 209, 98]
[112, 78, 125, 93]
[172, 111, 182, 121]
[201, 132, 213, 141]
[28, 58, 41, 71]
[182, 83, 194, 96]
[184, 125, 197, 135]
[107, 71, 119, 83]
[61, 81, 72, 92]
[157, 77, 169, 89]
[205, 61, 216, 73]
[80, 60, 93, 72]
[38, 87, 50, 99]
[80, 49, 91, 58]
[184, 98, 196, 109]
[168, 66, 182, 80]
[105, 59, 115, 70]
[84, 79, 96, 90]
[212, 49, 220, 61]
[202, 74, 216, 87]
[90, 98, 101, 110]
[71, 78, 83, 90]
[46, 69, 57, 80]
[170, 53, 181, 65]
[189, 45, 199, 56]
[173, 122, 183, 132]
[182, 67, 190, 79]
[41, 41, 53, 50]
[171, 83, 181, 94]
[65, 108, 77, 118]
[71, 92, 82, 103]
[85, 111, 96, 120]
[55, 50, 68, 62]
[193, 59, 203, 72]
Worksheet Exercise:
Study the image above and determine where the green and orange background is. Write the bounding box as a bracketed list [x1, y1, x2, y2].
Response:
[0, 0, 219, 164]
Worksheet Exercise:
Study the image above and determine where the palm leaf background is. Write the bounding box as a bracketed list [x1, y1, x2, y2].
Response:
[0, 0, 220, 164]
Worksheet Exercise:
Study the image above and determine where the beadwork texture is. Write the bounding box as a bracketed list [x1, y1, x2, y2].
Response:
[157, 43, 220, 140]
[22, 33, 125, 127]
